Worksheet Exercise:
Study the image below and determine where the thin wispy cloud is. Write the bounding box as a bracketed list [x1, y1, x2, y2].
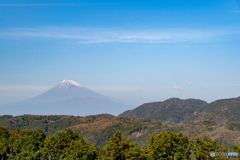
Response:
[186, 81, 193, 85]
[0, 85, 52, 91]
[90, 85, 140, 91]
[171, 85, 182, 91]
[233, 84, 240, 87]
[203, 85, 210, 89]
[89, 85, 159, 92]
[0, 94, 31, 97]
[0, 27, 238, 44]
[0, 4, 53, 6]
[0, 3, 95, 7]
[231, 10, 240, 13]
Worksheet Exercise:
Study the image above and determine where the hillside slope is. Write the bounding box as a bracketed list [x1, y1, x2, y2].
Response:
[192, 97, 240, 123]
[119, 98, 207, 123]
[1, 115, 240, 147]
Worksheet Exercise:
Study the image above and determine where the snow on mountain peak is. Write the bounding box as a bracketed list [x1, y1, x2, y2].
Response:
[56, 80, 82, 88]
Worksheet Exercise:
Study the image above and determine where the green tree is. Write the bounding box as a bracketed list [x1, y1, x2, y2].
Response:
[233, 143, 240, 153]
[40, 128, 97, 160]
[0, 128, 46, 159]
[39, 134, 58, 160]
[125, 141, 141, 160]
[190, 136, 220, 159]
[147, 132, 191, 160]
[9, 129, 45, 159]
[0, 127, 10, 160]
[139, 145, 148, 160]
[99, 130, 131, 160]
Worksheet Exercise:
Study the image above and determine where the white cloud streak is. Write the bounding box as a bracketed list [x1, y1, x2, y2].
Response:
[0, 4, 54, 6]
[231, 10, 240, 13]
[0, 27, 238, 44]
[88, 85, 158, 92]
[186, 81, 193, 85]
[203, 85, 210, 89]
[0, 94, 31, 97]
[0, 3, 94, 7]
[0, 85, 52, 91]
[171, 85, 182, 91]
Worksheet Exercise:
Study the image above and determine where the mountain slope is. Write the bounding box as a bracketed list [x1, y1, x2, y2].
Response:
[0, 80, 130, 116]
[119, 96, 240, 123]
[118, 98, 207, 123]
[192, 96, 240, 123]
[28, 80, 112, 102]
[1, 114, 240, 147]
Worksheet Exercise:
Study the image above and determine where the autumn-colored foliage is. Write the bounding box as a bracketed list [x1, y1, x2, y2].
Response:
[0, 126, 239, 159]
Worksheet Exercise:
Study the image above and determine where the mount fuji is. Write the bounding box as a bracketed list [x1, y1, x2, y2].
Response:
[0, 80, 130, 116]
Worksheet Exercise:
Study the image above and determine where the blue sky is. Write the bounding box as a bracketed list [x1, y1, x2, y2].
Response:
[0, 0, 240, 106]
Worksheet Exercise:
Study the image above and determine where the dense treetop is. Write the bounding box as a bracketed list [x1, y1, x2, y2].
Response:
[1, 115, 240, 148]
[1, 127, 239, 160]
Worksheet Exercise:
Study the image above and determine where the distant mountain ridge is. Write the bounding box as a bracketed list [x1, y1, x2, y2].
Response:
[192, 97, 240, 123]
[118, 98, 207, 123]
[1, 80, 240, 123]
[119, 96, 240, 123]
[0, 80, 130, 116]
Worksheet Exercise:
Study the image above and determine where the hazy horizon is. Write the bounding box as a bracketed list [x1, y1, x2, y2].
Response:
[1, 0, 240, 107]
[0, 79, 239, 107]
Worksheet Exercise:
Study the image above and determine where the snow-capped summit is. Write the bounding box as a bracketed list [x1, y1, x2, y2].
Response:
[39, 80, 101, 100]
[0, 80, 131, 116]
[56, 80, 82, 89]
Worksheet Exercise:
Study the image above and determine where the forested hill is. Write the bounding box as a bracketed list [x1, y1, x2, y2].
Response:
[118, 97, 240, 123]
[118, 98, 207, 122]
[192, 96, 240, 123]
[1, 114, 240, 147]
